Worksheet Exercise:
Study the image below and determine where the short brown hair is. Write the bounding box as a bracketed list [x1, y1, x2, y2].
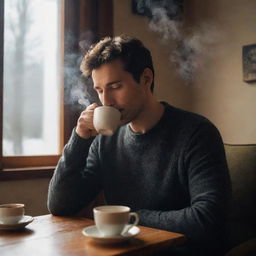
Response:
[80, 35, 155, 92]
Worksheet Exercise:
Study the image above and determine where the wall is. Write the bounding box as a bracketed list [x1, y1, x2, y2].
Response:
[185, 0, 256, 144]
[0, 179, 50, 216]
[113, 0, 256, 144]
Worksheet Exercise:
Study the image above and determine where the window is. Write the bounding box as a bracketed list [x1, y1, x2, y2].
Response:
[3, 0, 62, 157]
[1, 0, 63, 170]
[0, 0, 113, 178]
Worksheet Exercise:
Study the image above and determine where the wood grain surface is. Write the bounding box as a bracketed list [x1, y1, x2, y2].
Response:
[0, 214, 186, 256]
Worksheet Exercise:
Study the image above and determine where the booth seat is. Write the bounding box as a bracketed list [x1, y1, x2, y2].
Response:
[224, 144, 256, 256]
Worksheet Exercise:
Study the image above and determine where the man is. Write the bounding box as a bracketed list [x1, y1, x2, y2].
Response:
[48, 35, 231, 255]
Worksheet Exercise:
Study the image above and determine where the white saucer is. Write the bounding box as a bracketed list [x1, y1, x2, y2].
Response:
[82, 225, 140, 244]
[0, 216, 34, 230]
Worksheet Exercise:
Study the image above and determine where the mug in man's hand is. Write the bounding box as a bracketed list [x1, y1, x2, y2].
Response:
[93, 106, 121, 136]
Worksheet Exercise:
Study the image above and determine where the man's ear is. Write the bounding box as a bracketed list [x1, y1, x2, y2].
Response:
[140, 68, 153, 91]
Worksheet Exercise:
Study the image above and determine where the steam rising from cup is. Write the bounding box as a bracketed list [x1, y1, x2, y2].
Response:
[135, 0, 221, 82]
[64, 31, 100, 109]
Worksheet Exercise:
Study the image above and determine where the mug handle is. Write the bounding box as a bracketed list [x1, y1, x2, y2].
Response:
[122, 212, 139, 235]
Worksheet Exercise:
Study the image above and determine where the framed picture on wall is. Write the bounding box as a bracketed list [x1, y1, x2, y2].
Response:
[243, 44, 256, 82]
[131, 0, 183, 20]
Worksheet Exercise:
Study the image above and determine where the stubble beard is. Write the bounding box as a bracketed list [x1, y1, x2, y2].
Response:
[120, 102, 145, 126]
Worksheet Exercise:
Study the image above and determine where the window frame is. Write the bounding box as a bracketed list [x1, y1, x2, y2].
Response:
[0, 0, 113, 180]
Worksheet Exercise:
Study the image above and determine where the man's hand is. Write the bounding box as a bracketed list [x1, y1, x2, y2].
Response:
[75, 103, 99, 139]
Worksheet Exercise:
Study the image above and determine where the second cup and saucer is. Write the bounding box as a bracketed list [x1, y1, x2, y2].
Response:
[0, 204, 34, 231]
[82, 205, 140, 244]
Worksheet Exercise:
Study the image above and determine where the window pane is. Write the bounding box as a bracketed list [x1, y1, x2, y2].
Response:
[3, 0, 62, 156]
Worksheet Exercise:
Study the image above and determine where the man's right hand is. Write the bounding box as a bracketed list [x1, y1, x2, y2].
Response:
[75, 103, 99, 139]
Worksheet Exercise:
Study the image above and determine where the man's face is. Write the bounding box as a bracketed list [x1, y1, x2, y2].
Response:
[92, 59, 148, 125]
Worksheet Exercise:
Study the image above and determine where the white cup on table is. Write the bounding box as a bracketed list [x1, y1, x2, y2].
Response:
[93, 205, 139, 237]
[0, 203, 25, 224]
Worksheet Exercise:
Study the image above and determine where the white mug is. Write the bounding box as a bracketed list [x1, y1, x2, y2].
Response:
[93, 205, 139, 237]
[0, 203, 25, 224]
[93, 106, 121, 136]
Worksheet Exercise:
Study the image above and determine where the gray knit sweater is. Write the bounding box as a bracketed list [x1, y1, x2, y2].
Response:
[48, 102, 231, 255]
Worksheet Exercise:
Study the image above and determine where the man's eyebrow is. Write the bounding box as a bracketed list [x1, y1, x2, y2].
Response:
[94, 80, 122, 89]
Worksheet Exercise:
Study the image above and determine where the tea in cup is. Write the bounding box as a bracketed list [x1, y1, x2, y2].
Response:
[93, 106, 121, 136]
[0, 203, 25, 224]
[93, 205, 139, 237]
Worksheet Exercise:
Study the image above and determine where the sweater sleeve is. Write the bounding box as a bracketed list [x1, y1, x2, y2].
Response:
[47, 129, 102, 216]
[137, 120, 231, 249]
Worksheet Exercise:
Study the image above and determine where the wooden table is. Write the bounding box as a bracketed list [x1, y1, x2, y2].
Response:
[0, 214, 186, 256]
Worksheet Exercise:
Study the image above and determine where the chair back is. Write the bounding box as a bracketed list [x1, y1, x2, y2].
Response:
[224, 144, 256, 248]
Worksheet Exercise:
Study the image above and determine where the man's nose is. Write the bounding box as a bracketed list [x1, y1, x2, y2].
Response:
[101, 91, 114, 106]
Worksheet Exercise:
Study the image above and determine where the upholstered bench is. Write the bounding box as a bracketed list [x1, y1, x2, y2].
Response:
[224, 144, 256, 256]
